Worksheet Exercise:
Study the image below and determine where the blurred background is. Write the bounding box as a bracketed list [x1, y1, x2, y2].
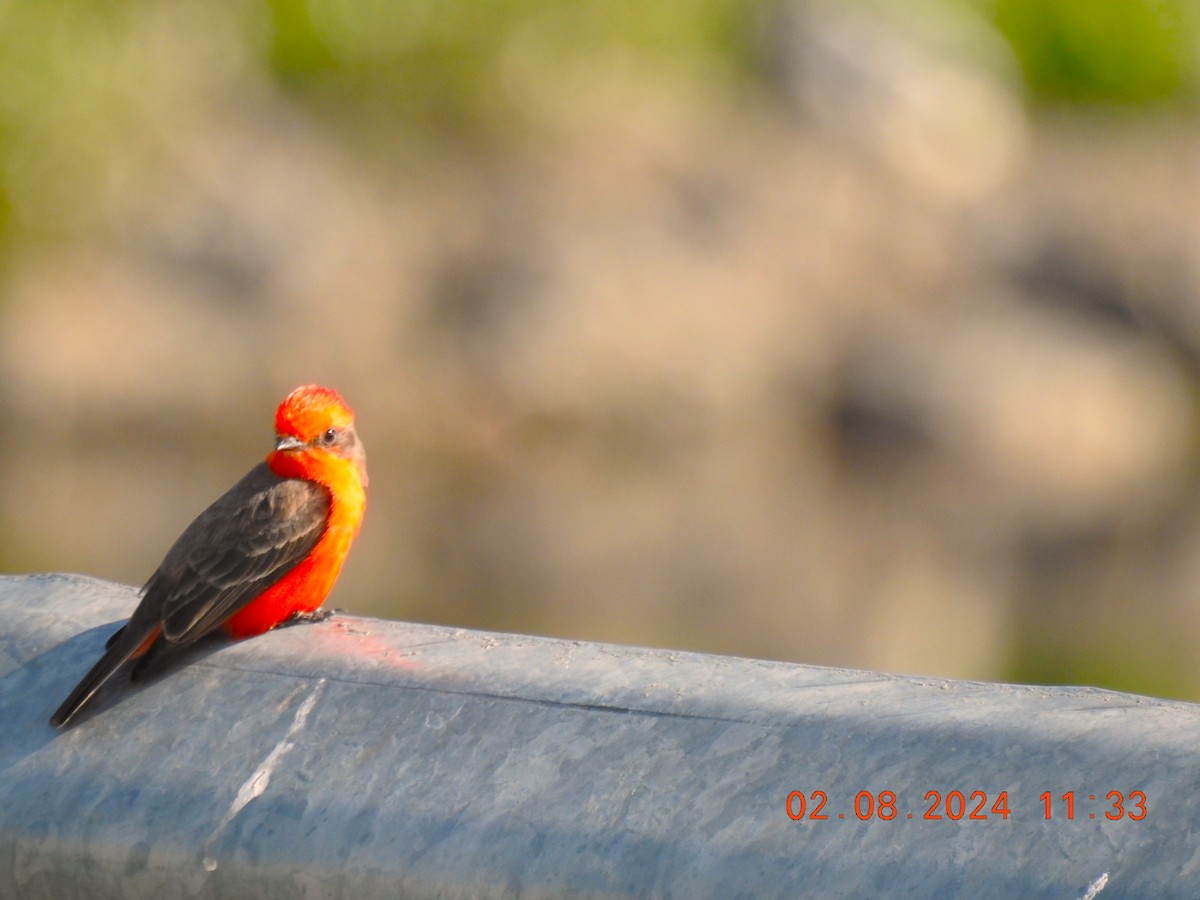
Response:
[4, 0, 1200, 698]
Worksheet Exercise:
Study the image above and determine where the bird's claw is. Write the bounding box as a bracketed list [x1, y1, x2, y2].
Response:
[282, 607, 341, 627]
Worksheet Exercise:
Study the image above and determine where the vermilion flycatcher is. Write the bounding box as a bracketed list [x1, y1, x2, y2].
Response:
[50, 384, 368, 727]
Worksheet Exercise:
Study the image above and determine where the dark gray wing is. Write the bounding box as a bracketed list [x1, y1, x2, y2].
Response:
[137, 462, 330, 644]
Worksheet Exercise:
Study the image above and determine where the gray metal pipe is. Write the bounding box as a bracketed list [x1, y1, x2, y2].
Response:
[0, 573, 1192, 897]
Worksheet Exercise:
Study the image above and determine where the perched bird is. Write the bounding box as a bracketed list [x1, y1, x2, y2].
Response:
[49, 384, 368, 727]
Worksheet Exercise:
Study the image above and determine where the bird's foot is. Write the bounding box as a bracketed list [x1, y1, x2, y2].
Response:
[282, 607, 343, 627]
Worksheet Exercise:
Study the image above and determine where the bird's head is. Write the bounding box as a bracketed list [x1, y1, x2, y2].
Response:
[272, 385, 368, 487]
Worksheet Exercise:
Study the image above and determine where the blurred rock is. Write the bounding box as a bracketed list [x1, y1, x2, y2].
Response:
[2, 4, 1199, 698]
[769, 0, 1029, 204]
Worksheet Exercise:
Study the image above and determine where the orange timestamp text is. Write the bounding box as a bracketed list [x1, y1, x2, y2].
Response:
[785, 789, 1148, 822]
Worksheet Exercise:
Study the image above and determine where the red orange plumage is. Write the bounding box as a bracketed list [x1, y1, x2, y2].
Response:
[50, 384, 367, 727]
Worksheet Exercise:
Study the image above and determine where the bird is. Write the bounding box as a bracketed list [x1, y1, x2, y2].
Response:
[49, 384, 368, 728]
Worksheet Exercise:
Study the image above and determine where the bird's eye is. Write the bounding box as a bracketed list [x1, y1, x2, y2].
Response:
[320, 428, 338, 445]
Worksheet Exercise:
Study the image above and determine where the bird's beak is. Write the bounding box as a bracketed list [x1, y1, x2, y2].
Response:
[275, 435, 307, 452]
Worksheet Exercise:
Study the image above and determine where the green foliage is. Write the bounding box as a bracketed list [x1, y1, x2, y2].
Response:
[0, 0, 1199, 248]
[991, 0, 1194, 104]
[0, 0, 763, 243]
[1009, 637, 1192, 701]
[260, 0, 760, 137]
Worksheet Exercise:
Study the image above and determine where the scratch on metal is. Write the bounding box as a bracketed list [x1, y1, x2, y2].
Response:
[200, 678, 327, 870]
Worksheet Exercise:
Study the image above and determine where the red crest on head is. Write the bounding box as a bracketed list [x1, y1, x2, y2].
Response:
[275, 385, 355, 440]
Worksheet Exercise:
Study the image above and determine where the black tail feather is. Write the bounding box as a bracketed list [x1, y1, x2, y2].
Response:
[49, 626, 152, 728]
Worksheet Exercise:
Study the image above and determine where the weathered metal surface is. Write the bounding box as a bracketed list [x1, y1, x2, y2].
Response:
[0, 573, 1194, 898]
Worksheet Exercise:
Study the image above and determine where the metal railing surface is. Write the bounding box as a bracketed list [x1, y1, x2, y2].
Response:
[0, 573, 1195, 898]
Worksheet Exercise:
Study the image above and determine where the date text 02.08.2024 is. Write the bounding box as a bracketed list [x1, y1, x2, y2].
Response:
[785, 790, 1148, 822]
